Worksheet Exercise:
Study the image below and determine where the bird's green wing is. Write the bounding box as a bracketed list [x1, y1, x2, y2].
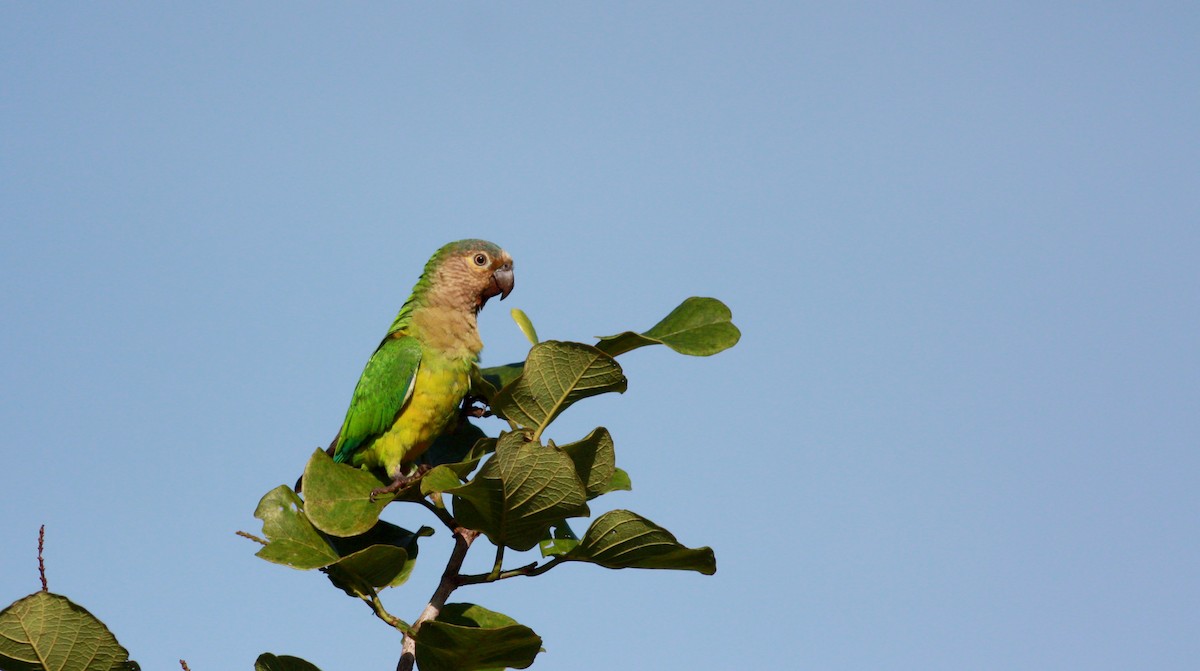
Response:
[332, 335, 423, 464]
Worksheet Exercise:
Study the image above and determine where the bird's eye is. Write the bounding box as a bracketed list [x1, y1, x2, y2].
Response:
[473, 253, 489, 266]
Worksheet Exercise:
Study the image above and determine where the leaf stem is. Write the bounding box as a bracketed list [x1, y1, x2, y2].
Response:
[458, 556, 566, 585]
[488, 544, 505, 580]
[361, 590, 411, 635]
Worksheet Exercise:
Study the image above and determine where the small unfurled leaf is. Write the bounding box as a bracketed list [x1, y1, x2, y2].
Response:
[491, 341, 627, 438]
[565, 510, 716, 575]
[301, 448, 390, 537]
[510, 308, 539, 345]
[253, 485, 339, 570]
[558, 428, 617, 499]
[596, 297, 740, 357]
[415, 603, 542, 671]
[0, 592, 140, 671]
[254, 653, 323, 671]
[607, 468, 633, 493]
[449, 432, 589, 551]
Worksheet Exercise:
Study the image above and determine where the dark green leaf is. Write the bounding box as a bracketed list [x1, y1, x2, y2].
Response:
[323, 522, 434, 594]
[449, 432, 589, 551]
[491, 341, 626, 438]
[565, 510, 716, 574]
[253, 485, 339, 570]
[422, 421, 487, 467]
[596, 297, 740, 357]
[254, 653, 323, 671]
[301, 448, 390, 537]
[477, 363, 524, 399]
[558, 428, 616, 499]
[0, 592, 140, 671]
[415, 603, 542, 671]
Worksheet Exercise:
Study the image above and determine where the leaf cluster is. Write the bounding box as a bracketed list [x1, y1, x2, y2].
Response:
[0, 297, 739, 671]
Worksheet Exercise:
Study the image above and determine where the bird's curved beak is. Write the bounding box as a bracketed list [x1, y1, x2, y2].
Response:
[491, 263, 514, 301]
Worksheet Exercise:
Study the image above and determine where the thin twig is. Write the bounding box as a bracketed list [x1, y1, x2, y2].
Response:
[235, 530, 269, 546]
[458, 556, 566, 585]
[38, 525, 47, 592]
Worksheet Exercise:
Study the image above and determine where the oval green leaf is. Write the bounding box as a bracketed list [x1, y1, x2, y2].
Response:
[252, 485, 339, 570]
[565, 510, 716, 575]
[0, 592, 140, 671]
[449, 432, 589, 551]
[596, 296, 741, 357]
[491, 341, 627, 439]
[301, 448, 390, 537]
[415, 603, 542, 671]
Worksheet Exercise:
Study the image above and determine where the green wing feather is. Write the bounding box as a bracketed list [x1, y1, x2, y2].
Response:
[332, 335, 423, 464]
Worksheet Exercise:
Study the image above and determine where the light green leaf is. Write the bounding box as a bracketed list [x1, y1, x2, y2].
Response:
[491, 341, 627, 439]
[607, 468, 633, 493]
[415, 603, 542, 671]
[565, 510, 716, 575]
[0, 592, 140, 671]
[254, 653, 323, 671]
[510, 308, 539, 345]
[252, 485, 339, 570]
[449, 432, 589, 551]
[301, 448, 390, 537]
[595, 297, 740, 357]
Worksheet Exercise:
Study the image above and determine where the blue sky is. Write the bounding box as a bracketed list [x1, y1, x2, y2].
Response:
[2, 3, 1197, 670]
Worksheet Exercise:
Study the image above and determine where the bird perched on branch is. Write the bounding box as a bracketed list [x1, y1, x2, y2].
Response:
[328, 239, 513, 499]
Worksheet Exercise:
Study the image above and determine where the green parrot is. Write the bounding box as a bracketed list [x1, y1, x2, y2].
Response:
[328, 239, 514, 498]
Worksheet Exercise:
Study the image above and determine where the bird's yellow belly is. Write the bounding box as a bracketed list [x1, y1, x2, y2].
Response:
[366, 363, 469, 476]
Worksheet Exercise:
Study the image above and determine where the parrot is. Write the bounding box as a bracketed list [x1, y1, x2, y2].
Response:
[326, 239, 514, 499]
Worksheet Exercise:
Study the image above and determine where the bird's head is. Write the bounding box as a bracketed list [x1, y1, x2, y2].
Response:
[426, 239, 514, 313]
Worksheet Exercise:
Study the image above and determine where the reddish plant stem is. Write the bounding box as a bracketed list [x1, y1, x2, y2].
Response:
[38, 525, 47, 592]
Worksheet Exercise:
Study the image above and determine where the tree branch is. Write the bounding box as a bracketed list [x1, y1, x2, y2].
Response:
[396, 525, 479, 671]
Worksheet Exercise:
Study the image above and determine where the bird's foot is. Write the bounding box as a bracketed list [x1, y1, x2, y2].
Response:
[369, 464, 432, 501]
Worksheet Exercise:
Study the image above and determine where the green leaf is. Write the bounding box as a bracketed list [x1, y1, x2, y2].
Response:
[595, 296, 741, 357]
[565, 510, 716, 575]
[253, 485, 339, 570]
[422, 420, 487, 467]
[301, 448, 390, 537]
[607, 468, 633, 493]
[538, 520, 581, 557]
[422, 436, 497, 494]
[449, 432, 589, 551]
[558, 428, 616, 499]
[476, 362, 523, 399]
[254, 653, 324, 671]
[510, 308, 539, 345]
[323, 522, 434, 594]
[415, 603, 542, 671]
[0, 592, 140, 671]
[491, 341, 627, 439]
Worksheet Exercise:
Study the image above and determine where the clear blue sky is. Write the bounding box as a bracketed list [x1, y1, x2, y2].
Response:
[2, 3, 1197, 670]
